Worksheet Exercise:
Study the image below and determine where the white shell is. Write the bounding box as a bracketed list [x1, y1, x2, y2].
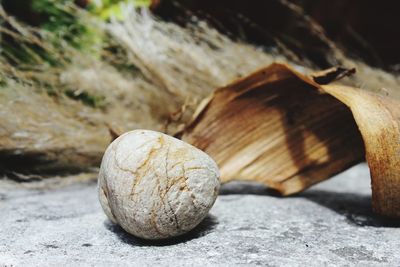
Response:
[98, 129, 220, 239]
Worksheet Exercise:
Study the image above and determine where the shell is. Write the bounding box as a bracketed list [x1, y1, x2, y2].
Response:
[98, 129, 220, 239]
